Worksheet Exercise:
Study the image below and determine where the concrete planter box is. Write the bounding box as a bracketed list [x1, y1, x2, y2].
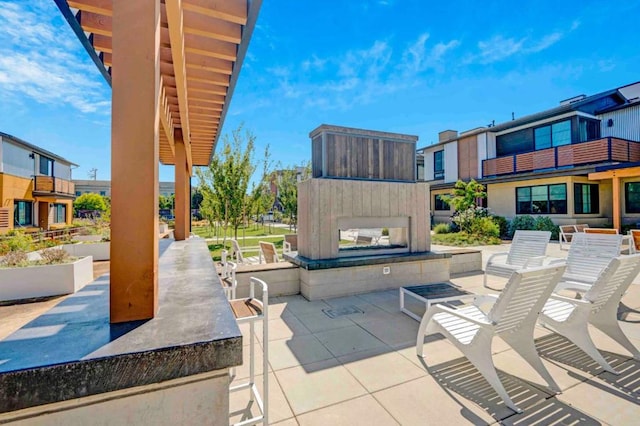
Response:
[72, 235, 103, 243]
[159, 223, 169, 234]
[62, 242, 110, 261]
[0, 256, 94, 302]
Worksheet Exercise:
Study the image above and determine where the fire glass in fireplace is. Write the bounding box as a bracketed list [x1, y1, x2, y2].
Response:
[337, 217, 409, 257]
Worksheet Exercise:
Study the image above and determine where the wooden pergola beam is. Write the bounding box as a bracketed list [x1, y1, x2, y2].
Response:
[68, 0, 112, 16]
[165, 0, 193, 173]
[183, 0, 248, 25]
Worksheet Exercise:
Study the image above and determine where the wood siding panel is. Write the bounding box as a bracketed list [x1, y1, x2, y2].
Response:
[557, 139, 608, 166]
[611, 138, 630, 161]
[312, 136, 323, 177]
[458, 135, 477, 180]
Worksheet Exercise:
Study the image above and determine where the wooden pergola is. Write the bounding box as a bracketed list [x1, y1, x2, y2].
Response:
[589, 166, 640, 232]
[55, 0, 261, 322]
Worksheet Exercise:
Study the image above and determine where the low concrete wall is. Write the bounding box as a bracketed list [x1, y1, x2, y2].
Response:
[235, 262, 300, 298]
[72, 235, 103, 243]
[438, 249, 482, 275]
[300, 257, 450, 300]
[62, 242, 110, 261]
[0, 370, 229, 426]
[0, 256, 94, 301]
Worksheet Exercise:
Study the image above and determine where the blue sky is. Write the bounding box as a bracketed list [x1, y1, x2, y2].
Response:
[0, 0, 639, 182]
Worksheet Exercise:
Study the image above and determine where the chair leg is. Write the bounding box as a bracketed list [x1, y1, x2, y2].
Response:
[553, 323, 619, 374]
[465, 339, 521, 413]
[416, 309, 439, 357]
[249, 321, 255, 402]
[483, 271, 488, 288]
[503, 333, 560, 393]
[590, 314, 640, 360]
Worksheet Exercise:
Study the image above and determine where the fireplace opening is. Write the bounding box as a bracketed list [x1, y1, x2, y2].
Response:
[337, 217, 410, 257]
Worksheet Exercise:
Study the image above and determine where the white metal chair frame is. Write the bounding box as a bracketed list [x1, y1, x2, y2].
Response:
[559, 225, 577, 251]
[220, 260, 237, 300]
[418, 264, 567, 413]
[540, 255, 640, 374]
[229, 277, 269, 426]
[483, 230, 551, 288]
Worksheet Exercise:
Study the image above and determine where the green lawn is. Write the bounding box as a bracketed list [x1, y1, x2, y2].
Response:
[193, 224, 295, 239]
[208, 236, 285, 261]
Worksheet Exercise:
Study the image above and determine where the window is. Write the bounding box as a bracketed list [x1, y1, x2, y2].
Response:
[54, 203, 66, 223]
[434, 150, 444, 179]
[75, 191, 81, 196]
[434, 195, 448, 211]
[574, 183, 599, 214]
[496, 128, 534, 156]
[516, 184, 567, 214]
[625, 182, 640, 214]
[99, 191, 106, 196]
[14, 200, 33, 226]
[578, 117, 600, 142]
[534, 119, 571, 150]
[39, 155, 53, 176]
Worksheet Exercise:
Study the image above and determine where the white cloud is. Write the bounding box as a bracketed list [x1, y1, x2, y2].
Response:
[527, 32, 563, 53]
[476, 35, 526, 63]
[0, 1, 110, 114]
[400, 33, 460, 73]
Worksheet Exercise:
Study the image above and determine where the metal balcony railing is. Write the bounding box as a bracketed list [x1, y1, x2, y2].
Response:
[482, 137, 640, 178]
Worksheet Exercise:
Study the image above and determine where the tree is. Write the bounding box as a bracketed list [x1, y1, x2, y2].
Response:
[159, 194, 174, 210]
[277, 163, 311, 231]
[247, 146, 274, 231]
[74, 193, 107, 214]
[441, 179, 486, 212]
[197, 125, 256, 240]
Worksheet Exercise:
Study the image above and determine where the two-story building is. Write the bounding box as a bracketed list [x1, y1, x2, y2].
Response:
[0, 132, 76, 232]
[420, 81, 640, 229]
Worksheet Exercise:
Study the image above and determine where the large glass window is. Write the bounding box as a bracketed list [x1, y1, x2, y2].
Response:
[54, 203, 66, 223]
[39, 155, 53, 176]
[534, 119, 571, 150]
[574, 183, 599, 214]
[14, 200, 33, 226]
[578, 117, 600, 142]
[434, 195, 448, 211]
[434, 150, 444, 179]
[516, 184, 567, 214]
[625, 182, 640, 214]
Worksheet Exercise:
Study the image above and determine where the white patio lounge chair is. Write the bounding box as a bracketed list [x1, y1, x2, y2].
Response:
[417, 264, 567, 413]
[539, 254, 640, 374]
[559, 225, 577, 250]
[483, 230, 551, 288]
[549, 233, 622, 291]
[230, 239, 260, 265]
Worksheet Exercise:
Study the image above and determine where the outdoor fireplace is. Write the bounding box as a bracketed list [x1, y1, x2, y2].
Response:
[289, 125, 449, 300]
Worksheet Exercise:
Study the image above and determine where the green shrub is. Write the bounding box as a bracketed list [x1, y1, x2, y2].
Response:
[491, 215, 509, 239]
[381, 228, 389, 236]
[432, 231, 501, 246]
[508, 215, 535, 238]
[0, 231, 33, 254]
[534, 216, 559, 240]
[433, 223, 450, 234]
[471, 217, 499, 238]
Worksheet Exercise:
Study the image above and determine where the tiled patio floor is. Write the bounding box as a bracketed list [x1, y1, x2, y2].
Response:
[231, 244, 640, 425]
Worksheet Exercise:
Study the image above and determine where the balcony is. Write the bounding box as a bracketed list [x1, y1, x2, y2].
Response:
[482, 137, 640, 178]
[33, 175, 75, 197]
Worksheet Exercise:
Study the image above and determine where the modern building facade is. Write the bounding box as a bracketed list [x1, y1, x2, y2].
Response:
[0, 132, 76, 233]
[73, 179, 176, 197]
[420, 82, 640, 229]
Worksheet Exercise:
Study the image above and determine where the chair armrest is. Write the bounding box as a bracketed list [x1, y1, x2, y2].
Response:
[548, 293, 592, 306]
[473, 294, 499, 309]
[486, 252, 509, 265]
[554, 280, 591, 293]
[283, 241, 291, 253]
[544, 256, 565, 265]
[429, 304, 495, 327]
[522, 255, 547, 268]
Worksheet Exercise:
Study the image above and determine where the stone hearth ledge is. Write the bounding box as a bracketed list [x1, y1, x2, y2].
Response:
[284, 251, 451, 270]
[0, 238, 242, 414]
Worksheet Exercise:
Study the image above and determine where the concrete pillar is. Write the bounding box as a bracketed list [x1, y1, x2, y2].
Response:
[174, 130, 190, 241]
[110, 0, 160, 323]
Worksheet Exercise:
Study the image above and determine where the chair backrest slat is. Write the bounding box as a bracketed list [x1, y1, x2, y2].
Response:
[259, 241, 280, 263]
[506, 231, 551, 267]
[489, 264, 566, 334]
[630, 230, 640, 252]
[585, 254, 640, 311]
[565, 233, 622, 281]
[584, 228, 618, 235]
[230, 239, 245, 264]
